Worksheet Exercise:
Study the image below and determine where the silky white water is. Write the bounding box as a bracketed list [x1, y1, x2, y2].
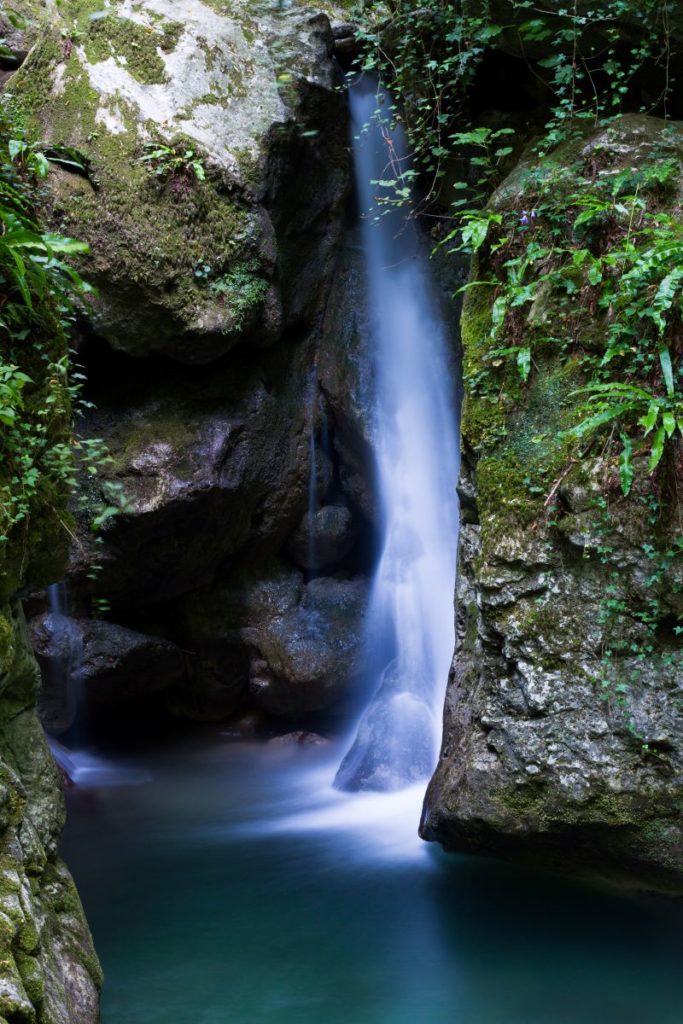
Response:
[335, 79, 460, 792]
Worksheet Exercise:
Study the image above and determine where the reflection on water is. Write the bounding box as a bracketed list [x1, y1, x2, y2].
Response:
[62, 735, 683, 1024]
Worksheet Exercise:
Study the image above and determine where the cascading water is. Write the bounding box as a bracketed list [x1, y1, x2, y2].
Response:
[45, 582, 84, 743]
[335, 79, 460, 793]
[43, 584, 149, 786]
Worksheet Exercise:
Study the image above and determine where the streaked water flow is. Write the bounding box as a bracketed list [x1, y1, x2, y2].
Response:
[62, 736, 683, 1024]
[335, 79, 459, 791]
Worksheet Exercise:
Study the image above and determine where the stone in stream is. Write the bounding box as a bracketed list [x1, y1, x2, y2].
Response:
[335, 661, 435, 792]
[421, 117, 683, 895]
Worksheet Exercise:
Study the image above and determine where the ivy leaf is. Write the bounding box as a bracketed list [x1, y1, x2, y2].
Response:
[658, 344, 675, 397]
[648, 425, 666, 472]
[619, 434, 633, 496]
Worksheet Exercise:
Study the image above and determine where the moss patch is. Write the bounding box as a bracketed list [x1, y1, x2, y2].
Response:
[83, 16, 168, 85]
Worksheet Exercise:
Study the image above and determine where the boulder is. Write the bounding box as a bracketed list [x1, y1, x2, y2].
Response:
[30, 613, 185, 729]
[421, 117, 683, 894]
[69, 337, 316, 607]
[174, 564, 368, 719]
[286, 503, 356, 570]
[11, 0, 350, 362]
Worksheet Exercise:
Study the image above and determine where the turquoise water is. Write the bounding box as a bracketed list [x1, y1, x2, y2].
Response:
[62, 735, 683, 1024]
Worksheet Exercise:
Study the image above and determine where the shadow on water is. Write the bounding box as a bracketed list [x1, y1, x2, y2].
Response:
[61, 737, 683, 1024]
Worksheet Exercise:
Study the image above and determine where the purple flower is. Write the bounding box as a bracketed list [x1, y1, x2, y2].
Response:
[520, 209, 537, 226]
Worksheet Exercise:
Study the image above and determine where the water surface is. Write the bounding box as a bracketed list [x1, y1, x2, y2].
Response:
[62, 735, 683, 1024]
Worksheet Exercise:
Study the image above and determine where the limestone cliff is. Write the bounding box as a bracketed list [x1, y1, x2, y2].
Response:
[6, 0, 374, 727]
[421, 117, 683, 894]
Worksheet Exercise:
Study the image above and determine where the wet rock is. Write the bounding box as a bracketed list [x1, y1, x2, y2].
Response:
[30, 614, 185, 726]
[247, 575, 368, 717]
[68, 339, 316, 607]
[175, 564, 368, 719]
[165, 643, 249, 723]
[286, 504, 356, 570]
[268, 731, 328, 747]
[335, 661, 434, 791]
[318, 232, 377, 521]
[0, 604, 101, 1021]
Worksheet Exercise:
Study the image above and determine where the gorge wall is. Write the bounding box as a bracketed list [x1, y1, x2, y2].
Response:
[7, 0, 378, 737]
[421, 117, 683, 893]
[1, 15, 683, 1024]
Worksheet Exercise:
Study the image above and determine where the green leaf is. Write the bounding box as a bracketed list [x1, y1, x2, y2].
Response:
[639, 402, 659, 435]
[652, 267, 683, 331]
[658, 344, 675, 398]
[568, 403, 634, 438]
[30, 152, 50, 178]
[648, 426, 666, 472]
[663, 411, 676, 437]
[8, 139, 26, 161]
[517, 347, 531, 382]
[40, 233, 89, 254]
[618, 434, 633, 496]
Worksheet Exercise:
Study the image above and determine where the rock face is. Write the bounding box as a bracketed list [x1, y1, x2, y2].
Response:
[0, 605, 101, 1023]
[6, 0, 377, 731]
[30, 613, 185, 732]
[421, 117, 683, 894]
[15, 0, 349, 363]
[170, 565, 368, 720]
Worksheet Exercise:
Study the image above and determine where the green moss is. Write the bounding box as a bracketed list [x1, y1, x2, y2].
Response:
[83, 16, 167, 84]
[0, 617, 13, 679]
[15, 952, 43, 1005]
[159, 21, 183, 52]
[460, 272, 507, 450]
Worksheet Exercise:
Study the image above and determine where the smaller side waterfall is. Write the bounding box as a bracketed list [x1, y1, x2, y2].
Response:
[335, 80, 460, 793]
[44, 583, 84, 742]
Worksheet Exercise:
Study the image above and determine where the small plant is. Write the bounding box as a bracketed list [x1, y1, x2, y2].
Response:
[0, 96, 119, 560]
[139, 140, 206, 192]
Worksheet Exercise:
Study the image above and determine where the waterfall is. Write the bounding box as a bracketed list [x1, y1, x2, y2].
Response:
[334, 79, 460, 793]
[45, 582, 84, 742]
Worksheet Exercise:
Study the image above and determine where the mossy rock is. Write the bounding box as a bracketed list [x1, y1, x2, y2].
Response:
[7, 0, 348, 362]
[424, 115, 683, 894]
